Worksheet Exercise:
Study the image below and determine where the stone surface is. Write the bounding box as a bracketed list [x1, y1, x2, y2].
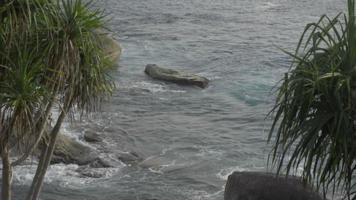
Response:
[50, 134, 99, 165]
[224, 171, 323, 200]
[89, 158, 115, 168]
[144, 64, 209, 88]
[118, 151, 142, 164]
[79, 169, 105, 178]
[84, 131, 102, 143]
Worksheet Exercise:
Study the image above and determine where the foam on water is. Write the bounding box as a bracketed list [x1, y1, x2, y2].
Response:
[119, 81, 187, 93]
[13, 163, 124, 189]
[216, 166, 250, 181]
[256, 2, 280, 11]
[196, 146, 224, 158]
[190, 189, 224, 200]
[13, 164, 80, 186]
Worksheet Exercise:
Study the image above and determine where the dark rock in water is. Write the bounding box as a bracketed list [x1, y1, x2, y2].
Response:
[144, 64, 209, 88]
[89, 158, 115, 168]
[224, 172, 323, 200]
[84, 131, 102, 143]
[117, 151, 142, 164]
[80, 170, 105, 178]
[50, 134, 99, 165]
[77, 167, 107, 178]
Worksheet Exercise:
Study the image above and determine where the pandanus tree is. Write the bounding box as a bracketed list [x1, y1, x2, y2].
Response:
[0, 31, 48, 200]
[0, 0, 114, 200]
[269, 0, 356, 199]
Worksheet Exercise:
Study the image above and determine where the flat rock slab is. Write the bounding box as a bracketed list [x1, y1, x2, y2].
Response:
[144, 64, 209, 88]
[225, 171, 323, 200]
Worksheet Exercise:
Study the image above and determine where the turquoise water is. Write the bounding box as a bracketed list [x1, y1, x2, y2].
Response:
[12, 0, 345, 199]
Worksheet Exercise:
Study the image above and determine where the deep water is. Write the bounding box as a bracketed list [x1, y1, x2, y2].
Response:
[11, 0, 345, 200]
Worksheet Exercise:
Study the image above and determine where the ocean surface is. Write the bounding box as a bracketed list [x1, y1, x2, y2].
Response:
[12, 0, 345, 199]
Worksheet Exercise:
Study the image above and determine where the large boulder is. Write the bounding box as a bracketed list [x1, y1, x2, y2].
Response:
[144, 64, 209, 88]
[83, 130, 102, 143]
[224, 172, 323, 200]
[50, 134, 99, 165]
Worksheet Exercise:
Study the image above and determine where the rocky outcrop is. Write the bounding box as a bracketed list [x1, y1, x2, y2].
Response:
[50, 134, 99, 166]
[144, 64, 209, 88]
[224, 172, 323, 200]
[84, 131, 102, 143]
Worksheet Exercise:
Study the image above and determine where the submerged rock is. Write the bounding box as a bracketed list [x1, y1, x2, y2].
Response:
[144, 64, 209, 88]
[224, 171, 323, 200]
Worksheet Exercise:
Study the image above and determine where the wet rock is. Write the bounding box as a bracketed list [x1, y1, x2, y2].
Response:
[84, 131, 102, 143]
[89, 158, 115, 168]
[224, 172, 323, 200]
[118, 151, 142, 164]
[50, 134, 99, 165]
[144, 64, 209, 88]
[80, 171, 104, 178]
[77, 167, 107, 178]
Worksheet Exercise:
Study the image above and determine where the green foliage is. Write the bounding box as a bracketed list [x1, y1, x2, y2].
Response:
[0, 0, 114, 164]
[269, 0, 356, 198]
[0, 0, 114, 199]
[34, 0, 114, 112]
[0, 2, 46, 147]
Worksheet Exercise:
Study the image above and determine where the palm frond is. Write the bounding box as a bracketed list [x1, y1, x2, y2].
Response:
[269, 1, 356, 198]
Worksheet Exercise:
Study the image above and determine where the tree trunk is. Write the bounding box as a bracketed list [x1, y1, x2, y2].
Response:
[1, 145, 12, 200]
[25, 109, 67, 200]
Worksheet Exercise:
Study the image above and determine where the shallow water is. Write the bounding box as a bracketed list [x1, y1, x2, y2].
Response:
[12, 0, 345, 199]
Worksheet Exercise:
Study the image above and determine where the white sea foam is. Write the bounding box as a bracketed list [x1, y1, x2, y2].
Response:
[13, 164, 81, 186]
[190, 189, 224, 200]
[171, 186, 224, 200]
[148, 167, 164, 174]
[196, 72, 221, 81]
[120, 81, 186, 93]
[196, 146, 224, 158]
[256, 2, 279, 11]
[216, 166, 250, 181]
[12, 162, 123, 189]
